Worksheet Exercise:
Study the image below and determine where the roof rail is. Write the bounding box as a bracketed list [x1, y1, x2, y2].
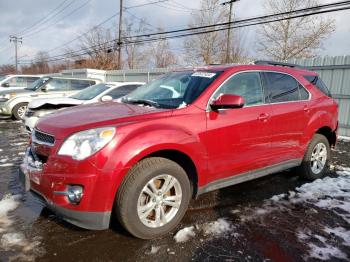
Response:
[254, 60, 305, 69]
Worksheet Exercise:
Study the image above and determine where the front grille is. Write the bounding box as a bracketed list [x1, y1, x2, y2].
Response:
[25, 109, 35, 117]
[33, 129, 55, 145]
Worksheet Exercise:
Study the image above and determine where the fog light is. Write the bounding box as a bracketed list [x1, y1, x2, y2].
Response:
[67, 185, 83, 204]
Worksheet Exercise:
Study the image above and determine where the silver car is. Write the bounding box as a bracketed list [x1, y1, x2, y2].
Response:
[0, 76, 99, 120]
[24, 82, 144, 131]
[0, 74, 43, 90]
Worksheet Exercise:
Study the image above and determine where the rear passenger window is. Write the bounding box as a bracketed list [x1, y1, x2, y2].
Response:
[107, 85, 140, 99]
[303, 75, 331, 97]
[70, 80, 93, 90]
[214, 72, 264, 106]
[263, 72, 300, 103]
[25, 77, 39, 85]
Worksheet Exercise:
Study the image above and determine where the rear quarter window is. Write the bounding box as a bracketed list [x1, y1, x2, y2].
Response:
[303, 75, 331, 97]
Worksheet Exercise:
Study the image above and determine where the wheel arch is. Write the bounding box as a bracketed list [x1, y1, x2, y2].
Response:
[315, 125, 337, 148]
[145, 149, 199, 198]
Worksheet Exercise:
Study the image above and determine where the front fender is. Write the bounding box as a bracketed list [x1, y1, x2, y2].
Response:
[94, 121, 207, 211]
[8, 96, 32, 111]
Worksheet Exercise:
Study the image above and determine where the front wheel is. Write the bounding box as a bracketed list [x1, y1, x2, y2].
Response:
[298, 134, 330, 180]
[115, 157, 191, 239]
[12, 102, 28, 120]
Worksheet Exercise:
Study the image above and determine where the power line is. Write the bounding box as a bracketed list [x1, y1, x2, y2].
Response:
[124, 0, 169, 10]
[45, 12, 120, 55]
[18, 0, 350, 64]
[23, 0, 92, 38]
[20, 0, 167, 60]
[18, 0, 72, 36]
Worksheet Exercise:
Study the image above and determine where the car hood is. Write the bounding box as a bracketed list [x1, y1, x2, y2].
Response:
[36, 102, 172, 139]
[0, 88, 32, 95]
[29, 97, 83, 109]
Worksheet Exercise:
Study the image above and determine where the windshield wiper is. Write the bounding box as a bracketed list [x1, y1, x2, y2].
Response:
[123, 98, 160, 108]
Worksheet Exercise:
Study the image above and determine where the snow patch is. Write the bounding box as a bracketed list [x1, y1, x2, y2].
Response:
[174, 226, 195, 243]
[297, 230, 348, 260]
[338, 135, 350, 142]
[308, 243, 347, 260]
[295, 171, 350, 223]
[146, 245, 161, 255]
[0, 194, 21, 230]
[202, 218, 232, 236]
[324, 226, 350, 246]
[270, 193, 286, 202]
[0, 163, 14, 167]
[1, 232, 26, 248]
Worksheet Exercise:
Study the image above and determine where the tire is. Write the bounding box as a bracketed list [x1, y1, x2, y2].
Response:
[12, 103, 28, 120]
[115, 157, 191, 239]
[297, 134, 330, 180]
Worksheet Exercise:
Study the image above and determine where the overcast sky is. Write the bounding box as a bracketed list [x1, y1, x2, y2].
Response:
[0, 0, 349, 67]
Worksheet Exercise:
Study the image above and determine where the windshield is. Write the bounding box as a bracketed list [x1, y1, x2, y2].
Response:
[0, 75, 5, 81]
[71, 83, 110, 100]
[25, 77, 50, 91]
[122, 71, 222, 109]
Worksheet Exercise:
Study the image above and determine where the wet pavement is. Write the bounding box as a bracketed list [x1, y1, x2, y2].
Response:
[0, 119, 349, 261]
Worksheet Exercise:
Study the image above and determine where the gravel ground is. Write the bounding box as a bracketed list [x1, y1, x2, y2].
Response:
[0, 119, 349, 262]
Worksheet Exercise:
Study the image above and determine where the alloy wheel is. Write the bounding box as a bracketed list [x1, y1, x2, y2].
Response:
[137, 174, 182, 228]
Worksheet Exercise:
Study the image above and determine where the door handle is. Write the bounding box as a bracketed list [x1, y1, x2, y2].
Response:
[303, 106, 310, 113]
[258, 113, 269, 121]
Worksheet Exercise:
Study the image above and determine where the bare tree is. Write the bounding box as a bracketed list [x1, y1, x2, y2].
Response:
[152, 28, 176, 68]
[184, 0, 246, 65]
[0, 64, 16, 75]
[257, 0, 335, 60]
[34, 51, 50, 73]
[122, 17, 151, 69]
[74, 27, 118, 70]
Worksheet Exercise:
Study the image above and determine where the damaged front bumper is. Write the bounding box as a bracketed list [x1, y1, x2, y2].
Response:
[19, 147, 111, 230]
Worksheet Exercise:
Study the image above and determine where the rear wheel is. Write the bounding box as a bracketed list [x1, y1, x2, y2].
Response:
[298, 134, 330, 180]
[12, 103, 28, 120]
[115, 157, 191, 239]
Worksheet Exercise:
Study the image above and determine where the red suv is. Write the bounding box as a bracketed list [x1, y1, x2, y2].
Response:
[20, 61, 338, 239]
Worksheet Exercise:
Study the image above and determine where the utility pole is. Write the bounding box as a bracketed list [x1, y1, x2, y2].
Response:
[221, 0, 239, 64]
[9, 35, 22, 72]
[117, 0, 123, 69]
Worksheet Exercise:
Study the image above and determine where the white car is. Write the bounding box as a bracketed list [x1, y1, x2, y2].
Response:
[24, 81, 144, 131]
[0, 74, 42, 90]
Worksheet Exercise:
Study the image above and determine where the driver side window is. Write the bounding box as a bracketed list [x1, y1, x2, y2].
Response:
[213, 72, 264, 106]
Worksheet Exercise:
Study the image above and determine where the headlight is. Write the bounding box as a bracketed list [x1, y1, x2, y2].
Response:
[58, 127, 116, 160]
[0, 94, 11, 102]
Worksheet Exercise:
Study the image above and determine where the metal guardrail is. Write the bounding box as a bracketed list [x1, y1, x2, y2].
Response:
[307, 64, 350, 70]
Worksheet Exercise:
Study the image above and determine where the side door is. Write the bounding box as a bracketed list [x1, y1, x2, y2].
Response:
[37, 78, 70, 98]
[24, 77, 40, 88]
[262, 72, 311, 163]
[205, 71, 274, 182]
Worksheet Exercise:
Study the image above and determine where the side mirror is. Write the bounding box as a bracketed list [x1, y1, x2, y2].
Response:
[1, 82, 10, 87]
[210, 94, 245, 110]
[41, 86, 48, 92]
[101, 95, 113, 102]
